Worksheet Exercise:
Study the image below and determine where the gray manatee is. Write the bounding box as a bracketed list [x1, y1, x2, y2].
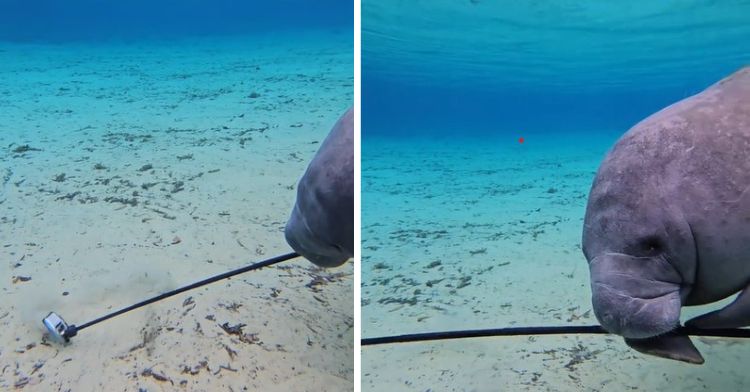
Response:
[285, 108, 353, 267]
[582, 66, 750, 364]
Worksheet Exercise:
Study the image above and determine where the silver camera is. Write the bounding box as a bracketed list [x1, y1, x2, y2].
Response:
[43, 312, 76, 344]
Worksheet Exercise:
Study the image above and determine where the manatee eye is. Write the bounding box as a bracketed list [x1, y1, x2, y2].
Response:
[640, 236, 663, 254]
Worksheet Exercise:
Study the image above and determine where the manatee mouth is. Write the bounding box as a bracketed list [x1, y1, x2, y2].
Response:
[285, 227, 348, 268]
[592, 281, 681, 338]
[284, 204, 349, 268]
[590, 253, 683, 339]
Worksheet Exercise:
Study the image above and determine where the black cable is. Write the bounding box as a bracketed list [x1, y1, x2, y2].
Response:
[66, 252, 300, 337]
[361, 325, 750, 346]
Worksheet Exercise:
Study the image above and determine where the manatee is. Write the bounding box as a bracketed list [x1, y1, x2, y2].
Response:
[582, 66, 750, 364]
[285, 108, 353, 267]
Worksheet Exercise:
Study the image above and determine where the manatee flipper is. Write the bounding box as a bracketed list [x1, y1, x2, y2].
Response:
[624, 333, 704, 364]
[686, 285, 750, 329]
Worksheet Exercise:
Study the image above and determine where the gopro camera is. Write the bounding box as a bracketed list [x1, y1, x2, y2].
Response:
[43, 312, 77, 344]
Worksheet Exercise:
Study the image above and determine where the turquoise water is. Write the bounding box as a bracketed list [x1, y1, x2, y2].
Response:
[1, 1, 353, 390]
[362, 1, 750, 391]
[0, 0, 351, 42]
[364, 0, 750, 135]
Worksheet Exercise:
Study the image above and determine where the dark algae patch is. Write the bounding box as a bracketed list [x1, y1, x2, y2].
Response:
[11, 144, 42, 154]
[425, 260, 442, 269]
[455, 275, 472, 289]
[104, 196, 138, 206]
[218, 322, 260, 345]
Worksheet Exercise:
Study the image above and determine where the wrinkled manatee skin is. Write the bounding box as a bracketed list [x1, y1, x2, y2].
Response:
[285, 108, 353, 267]
[582, 66, 750, 363]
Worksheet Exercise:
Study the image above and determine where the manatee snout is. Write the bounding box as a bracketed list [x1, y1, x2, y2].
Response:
[589, 253, 684, 339]
[285, 204, 350, 268]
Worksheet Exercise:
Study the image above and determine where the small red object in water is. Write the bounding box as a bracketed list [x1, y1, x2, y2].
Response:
[519, 137, 525, 144]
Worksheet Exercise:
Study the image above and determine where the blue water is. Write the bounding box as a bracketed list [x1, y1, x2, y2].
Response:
[364, 1, 750, 136]
[362, 1, 750, 391]
[0, 0, 352, 42]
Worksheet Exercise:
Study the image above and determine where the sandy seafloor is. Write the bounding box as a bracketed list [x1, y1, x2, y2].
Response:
[361, 134, 750, 391]
[0, 31, 353, 391]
